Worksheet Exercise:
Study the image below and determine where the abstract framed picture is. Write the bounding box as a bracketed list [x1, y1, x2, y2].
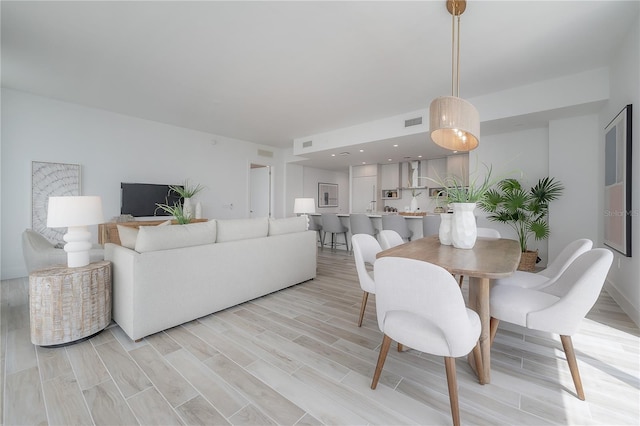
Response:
[318, 183, 338, 208]
[32, 161, 81, 244]
[604, 104, 632, 257]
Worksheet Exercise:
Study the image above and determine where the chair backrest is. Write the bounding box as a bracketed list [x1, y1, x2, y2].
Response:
[381, 215, 411, 239]
[308, 215, 322, 231]
[321, 213, 347, 233]
[422, 215, 440, 237]
[539, 239, 593, 281]
[350, 214, 376, 236]
[352, 234, 382, 293]
[379, 230, 404, 250]
[529, 248, 613, 335]
[374, 256, 477, 356]
[476, 227, 500, 239]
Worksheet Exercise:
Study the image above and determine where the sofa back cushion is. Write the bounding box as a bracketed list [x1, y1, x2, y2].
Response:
[135, 220, 217, 253]
[268, 216, 307, 236]
[216, 218, 268, 243]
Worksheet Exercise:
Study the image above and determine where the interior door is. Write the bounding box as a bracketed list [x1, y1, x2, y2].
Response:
[250, 164, 271, 218]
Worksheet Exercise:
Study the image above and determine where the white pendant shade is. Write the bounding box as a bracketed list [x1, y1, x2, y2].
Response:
[429, 96, 479, 151]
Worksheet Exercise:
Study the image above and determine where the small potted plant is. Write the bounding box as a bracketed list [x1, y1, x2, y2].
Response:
[479, 177, 564, 271]
[154, 201, 191, 224]
[169, 179, 205, 218]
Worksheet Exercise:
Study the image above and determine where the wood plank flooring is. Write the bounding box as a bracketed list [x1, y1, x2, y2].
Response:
[2, 249, 639, 425]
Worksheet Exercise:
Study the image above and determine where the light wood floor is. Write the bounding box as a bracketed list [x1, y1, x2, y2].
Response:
[2, 249, 639, 425]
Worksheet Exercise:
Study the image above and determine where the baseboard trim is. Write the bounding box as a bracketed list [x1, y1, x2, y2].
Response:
[605, 279, 640, 328]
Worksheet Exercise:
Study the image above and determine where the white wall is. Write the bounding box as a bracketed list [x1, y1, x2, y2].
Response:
[302, 166, 349, 214]
[600, 17, 640, 325]
[549, 115, 600, 259]
[1, 89, 288, 279]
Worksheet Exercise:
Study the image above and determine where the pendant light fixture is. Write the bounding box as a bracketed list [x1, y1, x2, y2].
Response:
[429, 0, 479, 151]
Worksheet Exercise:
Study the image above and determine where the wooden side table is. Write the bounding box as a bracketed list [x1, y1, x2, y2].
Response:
[29, 260, 112, 346]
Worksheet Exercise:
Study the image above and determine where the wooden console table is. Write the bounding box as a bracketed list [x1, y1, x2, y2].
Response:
[98, 219, 208, 245]
[29, 261, 112, 346]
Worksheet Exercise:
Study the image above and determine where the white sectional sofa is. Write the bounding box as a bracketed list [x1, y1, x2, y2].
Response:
[105, 217, 317, 341]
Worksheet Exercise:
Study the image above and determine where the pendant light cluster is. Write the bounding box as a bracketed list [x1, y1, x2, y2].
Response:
[429, 0, 479, 151]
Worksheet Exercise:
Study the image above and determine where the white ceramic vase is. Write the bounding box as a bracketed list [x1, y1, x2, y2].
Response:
[195, 201, 202, 219]
[451, 202, 477, 249]
[183, 197, 193, 218]
[439, 213, 453, 245]
[410, 196, 418, 212]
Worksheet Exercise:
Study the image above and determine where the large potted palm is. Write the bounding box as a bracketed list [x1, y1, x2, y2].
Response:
[480, 177, 564, 271]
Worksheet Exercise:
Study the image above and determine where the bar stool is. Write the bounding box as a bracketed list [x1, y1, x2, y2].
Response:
[321, 213, 349, 251]
[350, 214, 378, 237]
[382, 215, 413, 241]
[308, 215, 324, 248]
[423, 215, 440, 238]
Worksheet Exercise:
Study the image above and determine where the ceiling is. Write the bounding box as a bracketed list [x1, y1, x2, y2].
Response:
[2, 1, 638, 170]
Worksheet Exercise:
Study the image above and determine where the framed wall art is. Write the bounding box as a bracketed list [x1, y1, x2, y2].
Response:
[318, 183, 338, 208]
[604, 104, 632, 257]
[32, 161, 81, 244]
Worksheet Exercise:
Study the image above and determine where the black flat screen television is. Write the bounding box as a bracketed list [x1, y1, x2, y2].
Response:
[120, 183, 183, 217]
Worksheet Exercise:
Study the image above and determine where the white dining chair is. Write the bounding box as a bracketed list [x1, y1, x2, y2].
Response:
[378, 229, 404, 250]
[352, 234, 382, 327]
[493, 238, 593, 289]
[371, 256, 483, 426]
[490, 248, 613, 400]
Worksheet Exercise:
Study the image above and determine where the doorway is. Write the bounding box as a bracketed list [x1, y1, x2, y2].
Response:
[249, 164, 271, 218]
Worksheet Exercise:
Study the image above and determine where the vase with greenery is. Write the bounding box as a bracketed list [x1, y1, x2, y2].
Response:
[480, 177, 564, 269]
[169, 179, 205, 218]
[427, 163, 499, 248]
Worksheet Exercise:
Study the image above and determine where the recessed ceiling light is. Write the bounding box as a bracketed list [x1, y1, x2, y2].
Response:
[331, 154, 336, 157]
[362, 162, 366, 164]
[388, 158, 392, 161]
[393, 144, 399, 147]
[359, 149, 364, 153]
[418, 155, 423, 158]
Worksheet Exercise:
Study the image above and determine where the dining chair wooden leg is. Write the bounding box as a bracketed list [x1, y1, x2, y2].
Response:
[561, 335, 585, 400]
[358, 291, 369, 327]
[490, 317, 499, 346]
[371, 334, 392, 389]
[444, 357, 461, 426]
[458, 275, 464, 287]
[397, 343, 404, 352]
[472, 342, 484, 384]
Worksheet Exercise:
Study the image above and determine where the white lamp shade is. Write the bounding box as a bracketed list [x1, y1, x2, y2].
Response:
[47, 196, 104, 228]
[429, 96, 480, 151]
[294, 198, 316, 214]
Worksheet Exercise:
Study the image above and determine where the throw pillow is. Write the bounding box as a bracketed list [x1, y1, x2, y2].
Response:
[117, 225, 139, 249]
[268, 216, 307, 236]
[134, 220, 217, 252]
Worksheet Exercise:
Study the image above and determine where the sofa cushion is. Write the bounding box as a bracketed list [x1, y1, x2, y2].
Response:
[269, 216, 307, 236]
[117, 225, 139, 249]
[135, 220, 217, 253]
[216, 218, 268, 243]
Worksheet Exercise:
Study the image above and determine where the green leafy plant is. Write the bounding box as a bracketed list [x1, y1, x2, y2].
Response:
[427, 163, 498, 204]
[154, 201, 191, 224]
[479, 177, 564, 252]
[169, 179, 205, 199]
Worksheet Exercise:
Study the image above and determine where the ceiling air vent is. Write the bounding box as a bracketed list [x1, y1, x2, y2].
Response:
[302, 140, 312, 148]
[404, 117, 423, 127]
[257, 149, 273, 158]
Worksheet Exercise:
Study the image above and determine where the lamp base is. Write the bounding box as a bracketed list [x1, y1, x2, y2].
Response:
[63, 226, 93, 268]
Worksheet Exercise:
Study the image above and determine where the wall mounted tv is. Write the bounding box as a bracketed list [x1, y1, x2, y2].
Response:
[120, 183, 183, 217]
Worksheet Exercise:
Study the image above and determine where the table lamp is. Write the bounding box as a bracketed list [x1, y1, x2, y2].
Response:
[293, 198, 315, 230]
[47, 196, 104, 267]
